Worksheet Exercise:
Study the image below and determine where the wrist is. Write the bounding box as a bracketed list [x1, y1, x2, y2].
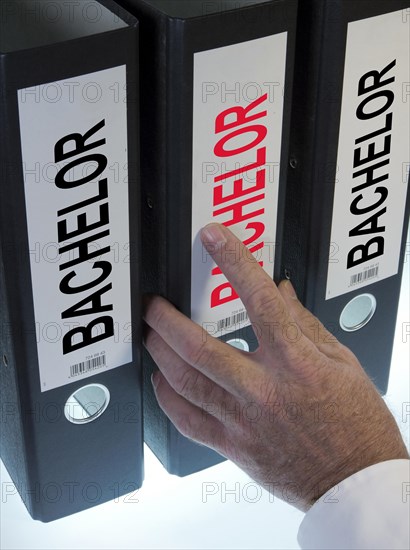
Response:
[306, 439, 409, 508]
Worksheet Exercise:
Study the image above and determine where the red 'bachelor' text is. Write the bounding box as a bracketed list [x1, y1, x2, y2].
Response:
[210, 93, 269, 308]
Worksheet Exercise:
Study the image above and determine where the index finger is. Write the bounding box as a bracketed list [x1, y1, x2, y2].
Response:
[200, 223, 301, 351]
[144, 295, 257, 399]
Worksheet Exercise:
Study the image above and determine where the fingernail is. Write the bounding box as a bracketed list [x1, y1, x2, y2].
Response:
[284, 280, 298, 300]
[201, 223, 227, 249]
[151, 371, 161, 391]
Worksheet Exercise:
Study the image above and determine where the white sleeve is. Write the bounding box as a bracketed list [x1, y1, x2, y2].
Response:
[297, 459, 410, 550]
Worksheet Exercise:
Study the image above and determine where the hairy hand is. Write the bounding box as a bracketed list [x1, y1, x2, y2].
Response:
[143, 223, 409, 511]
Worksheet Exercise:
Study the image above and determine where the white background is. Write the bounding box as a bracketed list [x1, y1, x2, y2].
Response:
[1, 241, 409, 549]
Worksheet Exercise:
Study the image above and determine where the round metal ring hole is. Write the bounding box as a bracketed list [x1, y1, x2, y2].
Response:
[340, 294, 377, 332]
[64, 384, 110, 424]
[226, 338, 250, 352]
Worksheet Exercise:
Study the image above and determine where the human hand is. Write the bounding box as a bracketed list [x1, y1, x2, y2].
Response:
[143, 223, 409, 511]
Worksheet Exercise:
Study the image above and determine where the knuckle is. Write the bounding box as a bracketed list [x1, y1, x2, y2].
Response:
[300, 309, 318, 328]
[179, 414, 226, 454]
[246, 283, 284, 316]
[335, 343, 362, 368]
[175, 413, 196, 439]
[285, 341, 318, 370]
[259, 382, 278, 405]
[175, 369, 200, 399]
[206, 427, 228, 456]
[186, 339, 214, 369]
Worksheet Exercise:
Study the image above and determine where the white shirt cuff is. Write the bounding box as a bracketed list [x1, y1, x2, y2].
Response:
[297, 459, 410, 549]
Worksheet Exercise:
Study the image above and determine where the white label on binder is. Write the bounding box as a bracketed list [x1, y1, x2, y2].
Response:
[326, 10, 410, 300]
[191, 34, 288, 338]
[18, 66, 132, 392]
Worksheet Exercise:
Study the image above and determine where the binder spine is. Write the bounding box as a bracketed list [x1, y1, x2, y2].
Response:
[0, 2, 143, 520]
[282, 0, 317, 296]
[135, 3, 172, 471]
[0, 251, 32, 514]
[138, 1, 168, 298]
[283, 0, 410, 392]
[0, 72, 40, 519]
[118, 0, 297, 475]
[166, 22, 193, 317]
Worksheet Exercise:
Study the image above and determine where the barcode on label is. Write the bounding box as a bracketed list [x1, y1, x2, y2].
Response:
[70, 354, 106, 378]
[350, 265, 379, 287]
[217, 311, 249, 333]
